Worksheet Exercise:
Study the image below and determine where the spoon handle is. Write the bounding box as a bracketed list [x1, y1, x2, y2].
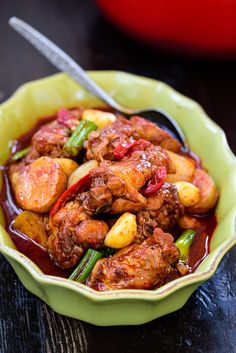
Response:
[9, 17, 132, 114]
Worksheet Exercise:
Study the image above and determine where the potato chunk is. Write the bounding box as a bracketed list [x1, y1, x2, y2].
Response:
[13, 211, 48, 246]
[173, 181, 200, 207]
[188, 169, 219, 214]
[82, 109, 116, 128]
[8, 161, 25, 191]
[165, 151, 195, 183]
[53, 158, 79, 177]
[104, 212, 137, 249]
[15, 156, 67, 213]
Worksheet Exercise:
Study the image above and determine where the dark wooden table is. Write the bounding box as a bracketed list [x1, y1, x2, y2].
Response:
[0, 1, 236, 352]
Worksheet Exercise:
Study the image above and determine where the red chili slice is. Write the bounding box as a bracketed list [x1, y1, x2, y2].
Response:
[113, 143, 132, 160]
[57, 108, 80, 129]
[50, 174, 92, 218]
[113, 139, 151, 160]
[141, 166, 167, 196]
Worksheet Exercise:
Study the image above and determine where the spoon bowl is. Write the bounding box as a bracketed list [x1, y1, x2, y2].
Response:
[124, 108, 188, 150]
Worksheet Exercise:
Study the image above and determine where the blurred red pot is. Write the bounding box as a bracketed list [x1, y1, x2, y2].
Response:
[96, 0, 236, 56]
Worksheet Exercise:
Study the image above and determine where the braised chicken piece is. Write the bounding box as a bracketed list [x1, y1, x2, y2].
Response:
[178, 215, 201, 229]
[88, 228, 180, 291]
[86, 115, 181, 161]
[48, 201, 109, 268]
[109, 144, 171, 188]
[79, 144, 170, 215]
[86, 116, 137, 161]
[8, 120, 70, 189]
[24, 108, 83, 163]
[27, 120, 70, 160]
[136, 183, 184, 241]
[78, 164, 147, 215]
[130, 116, 181, 152]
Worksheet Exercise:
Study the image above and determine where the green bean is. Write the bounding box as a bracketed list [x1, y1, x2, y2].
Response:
[63, 120, 97, 156]
[12, 147, 30, 161]
[175, 229, 196, 261]
[69, 249, 103, 283]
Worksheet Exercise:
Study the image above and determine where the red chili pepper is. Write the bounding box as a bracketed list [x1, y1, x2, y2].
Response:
[113, 143, 132, 160]
[113, 139, 151, 160]
[50, 174, 92, 218]
[57, 108, 80, 129]
[141, 166, 167, 196]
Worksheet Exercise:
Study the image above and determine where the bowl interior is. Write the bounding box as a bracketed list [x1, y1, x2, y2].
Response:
[0, 71, 236, 299]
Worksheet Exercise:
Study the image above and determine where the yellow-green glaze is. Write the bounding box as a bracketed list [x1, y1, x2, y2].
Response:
[0, 72, 235, 326]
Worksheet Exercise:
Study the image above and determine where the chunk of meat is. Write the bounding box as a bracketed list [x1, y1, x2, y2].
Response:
[79, 145, 169, 215]
[178, 215, 201, 229]
[88, 227, 180, 291]
[136, 183, 184, 240]
[19, 110, 82, 163]
[73, 220, 108, 248]
[110, 190, 147, 214]
[86, 116, 137, 161]
[130, 116, 181, 152]
[78, 165, 147, 215]
[109, 145, 170, 189]
[15, 157, 67, 213]
[50, 200, 90, 229]
[86, 115, 181, 161]
[27, 120, 70, 160]
[48, 201, 109, 268]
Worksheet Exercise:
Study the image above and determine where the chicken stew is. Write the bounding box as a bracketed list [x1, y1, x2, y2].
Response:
[0, 108, 218, 291]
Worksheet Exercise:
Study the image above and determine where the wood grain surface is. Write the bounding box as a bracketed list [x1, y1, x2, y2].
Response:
[0, 1, 236, 352]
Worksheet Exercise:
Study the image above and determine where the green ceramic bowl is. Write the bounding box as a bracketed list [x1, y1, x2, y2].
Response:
[0, 71, 236, 326]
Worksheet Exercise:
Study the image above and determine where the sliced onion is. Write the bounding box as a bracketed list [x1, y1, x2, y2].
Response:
[68, 160, 98, 188]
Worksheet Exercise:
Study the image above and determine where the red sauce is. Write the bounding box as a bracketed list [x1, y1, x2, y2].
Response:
[0, 115, 217, 277]
[9, 226, 68, 277]
[187, 213, 217, 271]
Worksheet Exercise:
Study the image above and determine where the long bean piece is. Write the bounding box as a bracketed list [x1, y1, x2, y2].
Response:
[175, 229, 196, 261]
[69, 249, 103, 283]
[12, 147, 30, 161]
[63, 120, 97, 156]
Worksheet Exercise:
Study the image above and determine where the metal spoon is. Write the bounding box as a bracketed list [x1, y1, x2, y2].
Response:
[9, 16, 188, 150]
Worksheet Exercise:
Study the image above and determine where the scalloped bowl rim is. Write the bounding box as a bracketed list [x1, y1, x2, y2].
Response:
[0, 71, 235, 303]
